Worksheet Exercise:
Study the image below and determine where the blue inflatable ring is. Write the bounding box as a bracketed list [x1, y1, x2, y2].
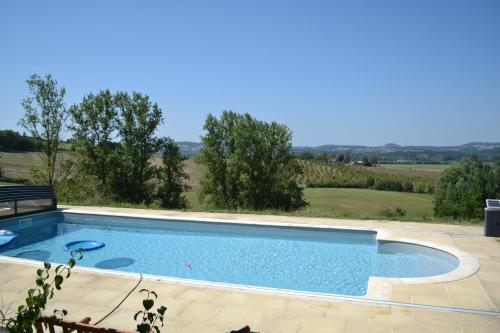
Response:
[0, 230, 17, 247]
[64, 240, 105, 252]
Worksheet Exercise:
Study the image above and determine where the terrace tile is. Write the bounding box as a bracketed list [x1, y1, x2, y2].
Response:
[1, 206, 500, 332]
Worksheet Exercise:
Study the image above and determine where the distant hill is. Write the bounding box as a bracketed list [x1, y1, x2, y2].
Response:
[175, 141, 500, 163]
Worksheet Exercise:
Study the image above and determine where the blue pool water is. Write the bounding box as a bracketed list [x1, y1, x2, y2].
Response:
[0, 212, 459, 296]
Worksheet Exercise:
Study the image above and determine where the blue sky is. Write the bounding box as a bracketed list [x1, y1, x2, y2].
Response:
[1, 0, 499, 146]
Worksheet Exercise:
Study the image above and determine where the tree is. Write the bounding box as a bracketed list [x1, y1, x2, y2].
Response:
[68, 90, 117, 188]
[316, 151, 328, 163]
[0, 130, 39, 151]
[433, 156, 500, 219]
[19, 74, 67, 186]
[198, 111, 307, 211]
[299, 152, 315, 160]
[109, 92, 163, 204]
[156, 138, 190, 208]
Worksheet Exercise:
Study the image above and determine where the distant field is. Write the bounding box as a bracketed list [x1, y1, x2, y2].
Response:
[296, 160, 445, 185]
[379, 163, 451, 179]
[0, 151, 75, 179]
[184, 188, 434, 221]
[1, 151, 446, 185]
[0, 152, 441, 221]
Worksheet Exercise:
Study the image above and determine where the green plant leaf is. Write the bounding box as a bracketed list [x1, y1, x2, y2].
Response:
[157, 306, 167, 316]
[143, 299, 154, 311]
[137, 323, 150, 333]
[68, 258, 76, 268]
[54, 275, 63, 290]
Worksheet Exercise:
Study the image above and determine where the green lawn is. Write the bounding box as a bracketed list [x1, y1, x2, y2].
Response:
[184, 187, 436, 221]
[301, 188, 433, 220]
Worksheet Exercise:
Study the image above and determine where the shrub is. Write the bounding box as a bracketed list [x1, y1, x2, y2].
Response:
[433, 157, 500, 219]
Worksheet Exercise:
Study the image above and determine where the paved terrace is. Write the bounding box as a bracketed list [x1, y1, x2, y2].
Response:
[1, 205, 499, 332]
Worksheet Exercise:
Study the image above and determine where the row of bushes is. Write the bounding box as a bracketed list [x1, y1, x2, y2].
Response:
[306, 164, 435, 194]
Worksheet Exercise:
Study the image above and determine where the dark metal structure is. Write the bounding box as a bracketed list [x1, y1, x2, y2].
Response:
[484, 199, 500, 237]
[0, 185, 57, 219]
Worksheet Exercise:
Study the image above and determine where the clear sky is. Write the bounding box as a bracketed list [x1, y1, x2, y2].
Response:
[1, 0, 499, 146]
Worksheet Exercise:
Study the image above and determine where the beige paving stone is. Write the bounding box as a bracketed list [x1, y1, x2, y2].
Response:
[298, 315, 346, 333]
[345, 320, 392, 333]
[446, 276, 496, 310]
[176, 301, 224, 322]
[176, 287, 220, 302]
[393, 322, 434, 333]
[145, 282, 189, 298]
[243, 292, 282, 308]
[262, 296, 291, 311]
[457, 313, 500, 333]
[179, 322, 229, 333]
[413, 309, 461, 331]
[212, 305, 263, 328]
[325, 302, 372, 321]
[390, 285, 411, 303]
[257, 312, 303, 333]
[207, 290, 249, 306]
[368, 306, 413, 326]
[286, 299, 328, 316]
[79, 288, 128, 305]
[410, 284, 453, 307]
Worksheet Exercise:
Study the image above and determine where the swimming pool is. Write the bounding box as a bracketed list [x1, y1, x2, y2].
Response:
[0, 211, 459, 296]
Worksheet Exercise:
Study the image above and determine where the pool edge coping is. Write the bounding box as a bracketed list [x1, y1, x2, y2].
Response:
[0, 208, 480, 303]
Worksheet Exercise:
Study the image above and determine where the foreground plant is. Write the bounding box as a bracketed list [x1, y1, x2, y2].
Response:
[2, 251, 82, 333]
[134, 289, 167, 333]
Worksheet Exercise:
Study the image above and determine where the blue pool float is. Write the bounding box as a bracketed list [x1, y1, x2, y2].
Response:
[64, 240, 105, 252]
[0, 230, 17, 247]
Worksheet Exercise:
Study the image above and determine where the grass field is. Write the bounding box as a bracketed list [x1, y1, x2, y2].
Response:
[184, 187, 436, 221]
[0, 151, 75, 179]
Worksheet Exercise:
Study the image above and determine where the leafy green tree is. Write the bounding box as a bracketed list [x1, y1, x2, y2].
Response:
[198, 111, 307, 211]
[68, 89, 117, 188]
[19, 74, 67, 186]
[156, 138, 190, 208]
[300, 152, 315, 160]
[0, 130, 39, 151]
[433, 156, 500, 219]
[316, 151, 328, 163]
[109, 92, 163, 204]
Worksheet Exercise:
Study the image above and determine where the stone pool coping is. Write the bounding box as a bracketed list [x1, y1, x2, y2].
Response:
[0, 208, 480, 302]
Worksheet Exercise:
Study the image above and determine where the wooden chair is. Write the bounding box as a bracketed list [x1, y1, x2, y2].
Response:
[35, 317, 134, 333]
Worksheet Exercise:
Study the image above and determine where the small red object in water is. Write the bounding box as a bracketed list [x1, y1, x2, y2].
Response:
[185, 262, 192, 269]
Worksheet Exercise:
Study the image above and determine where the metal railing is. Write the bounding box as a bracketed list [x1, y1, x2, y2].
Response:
[0, 185, 57, 219]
